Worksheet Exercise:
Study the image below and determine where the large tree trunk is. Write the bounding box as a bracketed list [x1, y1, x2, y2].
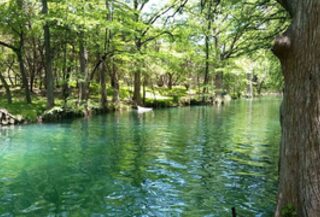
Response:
[273, 1, 320, 217]
[42, 0, 55, 108]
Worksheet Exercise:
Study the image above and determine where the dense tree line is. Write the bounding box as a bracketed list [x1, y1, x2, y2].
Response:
[0, 0, 287, 109]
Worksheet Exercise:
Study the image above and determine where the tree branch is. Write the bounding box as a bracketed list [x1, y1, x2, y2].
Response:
[141, 31, 174, 46]
[164, 0, 189, 25]
[0, 41, 18, 52]
[141, 0, 188, 38]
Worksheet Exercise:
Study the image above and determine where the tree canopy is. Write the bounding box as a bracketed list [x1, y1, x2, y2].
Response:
[0, 0, 289, 113]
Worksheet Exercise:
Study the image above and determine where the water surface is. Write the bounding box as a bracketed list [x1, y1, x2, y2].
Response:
[0, 98, 281, 217]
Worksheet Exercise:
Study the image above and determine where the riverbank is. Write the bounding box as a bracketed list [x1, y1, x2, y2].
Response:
[0, 87, 281, 126]
[0, 98, 207, 126]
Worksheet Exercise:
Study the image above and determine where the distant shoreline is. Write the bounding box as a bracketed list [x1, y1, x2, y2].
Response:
[0, 95, 283, 128]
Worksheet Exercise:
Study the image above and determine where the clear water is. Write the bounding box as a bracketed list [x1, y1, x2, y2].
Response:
[0, 98, 281, 217]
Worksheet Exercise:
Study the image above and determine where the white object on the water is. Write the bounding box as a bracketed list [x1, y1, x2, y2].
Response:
[137, 106, 153, 113]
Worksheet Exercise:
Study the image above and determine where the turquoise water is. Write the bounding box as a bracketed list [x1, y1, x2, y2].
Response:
[0, 98, 281, 217]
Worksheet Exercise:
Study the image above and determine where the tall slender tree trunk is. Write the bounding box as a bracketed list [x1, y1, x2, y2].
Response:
[202, 34, 210, 103]
[246, 70, 253, 98]
[78, 31, 89, 105]
[168, 73, 173, 90]
[110, 60, 120, 103]
[214, 71, 223, 94]
[133, 67, 142, 105]
[142, 75, 148, 104]
[100, 61, 108, 110]
[132, 0, 142, 106]
[42, 0, 55, 108]
[133, 43, 142, 105]
[17, 48, 31, 104]
[5, 60, 15, 88]
[0, 72, 12, 104]
[16, 0, 31, 104]
[202, 0, 213, 103]
[273, 1, 320, 217]
[62, 33, 70, 106]
[202, 32, 211, 103]
[7, 64, 14, 87]
[62, 67, 71, 106]
[30, 37, 37, 92]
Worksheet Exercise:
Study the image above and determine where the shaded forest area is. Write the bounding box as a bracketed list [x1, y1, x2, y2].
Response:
[0, 0, 289, 120]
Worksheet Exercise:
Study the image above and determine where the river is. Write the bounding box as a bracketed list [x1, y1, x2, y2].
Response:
[0, 97, 281, 217]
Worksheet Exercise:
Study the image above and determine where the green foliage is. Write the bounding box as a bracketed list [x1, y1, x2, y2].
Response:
[0, 0, 288, 119]
[0, 97, 46, 121]
[144, 98, 176, 108]
[119, 87, 131, 99]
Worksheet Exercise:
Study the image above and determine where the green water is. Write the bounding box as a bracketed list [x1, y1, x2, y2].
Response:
[0, 98, 281, 217]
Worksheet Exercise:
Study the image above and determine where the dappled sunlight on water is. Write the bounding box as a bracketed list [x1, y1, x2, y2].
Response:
[0, 98, 281, 217]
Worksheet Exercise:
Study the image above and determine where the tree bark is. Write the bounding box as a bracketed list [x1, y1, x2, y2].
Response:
[42, 0, 55, 108]
[99, 60, 108, 110]
[17, 48, 31, 104]
[273, 1, 320, 217]
[7, 64, 14, 87]
[110, 60, 120, 103]
[246, 70, 253, 98]
[202, 32, 210, 102]
[202, 1, 212, 102]
[142, 75, 148, 104]
[62, 33, 70, 106]
[167, 73, 172, 90]
[29, 37, 37, 92]
[133, 41, 143, 105]
[214, 71, 223, 95]
[133, 67, 142, 105]
[16, 0, 31, 104]
[0, 72, 12, 104]
[78, 31, 89, 105]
